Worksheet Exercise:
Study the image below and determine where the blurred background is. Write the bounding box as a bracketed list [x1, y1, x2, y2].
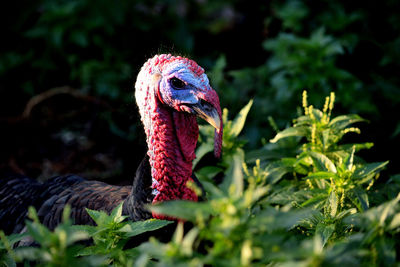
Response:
[1, 0, 399, 184]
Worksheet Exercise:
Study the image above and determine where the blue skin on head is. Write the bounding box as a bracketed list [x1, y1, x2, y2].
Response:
[158, 61, 211, 112]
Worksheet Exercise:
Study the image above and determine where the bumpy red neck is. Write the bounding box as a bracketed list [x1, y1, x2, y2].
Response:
[147, 97, 199, 205]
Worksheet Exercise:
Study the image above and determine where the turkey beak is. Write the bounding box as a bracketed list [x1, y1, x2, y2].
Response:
[192, 99, 221, 132]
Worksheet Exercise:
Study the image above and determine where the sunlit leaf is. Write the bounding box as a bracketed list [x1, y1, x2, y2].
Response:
[328, 190, 338, 217]
[148, 201, 213, 222]
[229, 99, 253, 137]
[120, 219, 173, 238]
[221, 149, 244, 197]
[388, 213, 400, 230]
[308, 151, 337, 173]
[354, 161, 389, 181]
[328, 114, 366, 129]
[270, 126, 308, 143]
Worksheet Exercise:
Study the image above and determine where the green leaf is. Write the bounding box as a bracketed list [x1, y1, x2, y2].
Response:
[13, 246, 43, 261]
[85, 208, 107, 225]
[200, 180, 226, 199]
[229, 99, 253, 137]
[308, 151, 337, 173]
[354, 161, 389, 180]
[110, 202, 126, 223]
[327, 190, 338, 217]
[120, 219, 173, 238]
[389, 213, 400, 230]
[0, 232, 27, 248]
[301, 194, 327, 208]
[305, 171, 336, 180]
[328, 114, 366, 129]
[220, 149, 244, 197]
[193, 142, 213, 168]
[379, 193, 400, 226]
[75, 245, 99, 257]
[321, 129, 330, 149]
[195, 166, 223, 181]
[25, 220, 51, 245]
[350, 187, 369, 212]
[264, 162, 290, 184]
[270, 126, 308, 143]
[1, 254, 16, 267]
[251, 207, 314, 232]
[182, 228, 199, 255]
[148, 201, 213, 222]
[65, 230, 89, 245]
[315, 223, 335, 247]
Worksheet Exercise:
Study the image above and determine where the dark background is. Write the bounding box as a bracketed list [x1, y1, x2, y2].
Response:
[1, 0, 399, 184]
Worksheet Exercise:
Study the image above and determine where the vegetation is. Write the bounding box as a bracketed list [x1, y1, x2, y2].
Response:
[1, 93, 400, 266]
[1, 0, 400, 266]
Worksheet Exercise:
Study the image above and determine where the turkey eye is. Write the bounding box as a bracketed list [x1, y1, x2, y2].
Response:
[170, 77, 186, 89]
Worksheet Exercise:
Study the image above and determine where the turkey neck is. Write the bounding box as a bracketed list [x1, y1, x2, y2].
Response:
[146, 98, 199, 203]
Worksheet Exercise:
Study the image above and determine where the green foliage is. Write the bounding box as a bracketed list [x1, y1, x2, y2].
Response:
[76, 202, 172, 265]
[145, 93, 399, 266]
[1, 93, 400, 266]
[13, 206, 100, 266]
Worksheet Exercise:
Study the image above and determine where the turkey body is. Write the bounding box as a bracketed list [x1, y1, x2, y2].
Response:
[0, 54, 222, 235]
[0, 155, 152, 234]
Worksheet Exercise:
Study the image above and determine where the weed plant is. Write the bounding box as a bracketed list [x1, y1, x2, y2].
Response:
[1, 92, 399, 266]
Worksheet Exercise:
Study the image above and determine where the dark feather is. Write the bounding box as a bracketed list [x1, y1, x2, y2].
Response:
[0, 156, 153, 234]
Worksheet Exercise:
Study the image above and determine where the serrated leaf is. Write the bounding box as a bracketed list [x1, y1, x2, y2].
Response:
[329, 114, 366, 129]
[148, 201, 213, 222]
[354, 161, 389, 180]
[336, 208, 357, 220]
[315, 223, 335, 247]
[120, 219, 173, 238]
[339, 142, 374, 152]
[85, 208, 107, 225]
[110, 202, 125, 223]
[264, 162, 290, 184]
[308, 151, 337, 173]
[75, 245, 99, 257]
[229, 99, 253, 137]
[351, 187, 369, 212]
[270, 126, 308, 143]
[301, 194, 327, 208]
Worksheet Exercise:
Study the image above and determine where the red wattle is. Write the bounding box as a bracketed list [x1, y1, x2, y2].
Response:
[147, 101, 199, 219]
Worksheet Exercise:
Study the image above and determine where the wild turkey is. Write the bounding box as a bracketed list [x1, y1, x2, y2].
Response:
[0, 54, 222, 234]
